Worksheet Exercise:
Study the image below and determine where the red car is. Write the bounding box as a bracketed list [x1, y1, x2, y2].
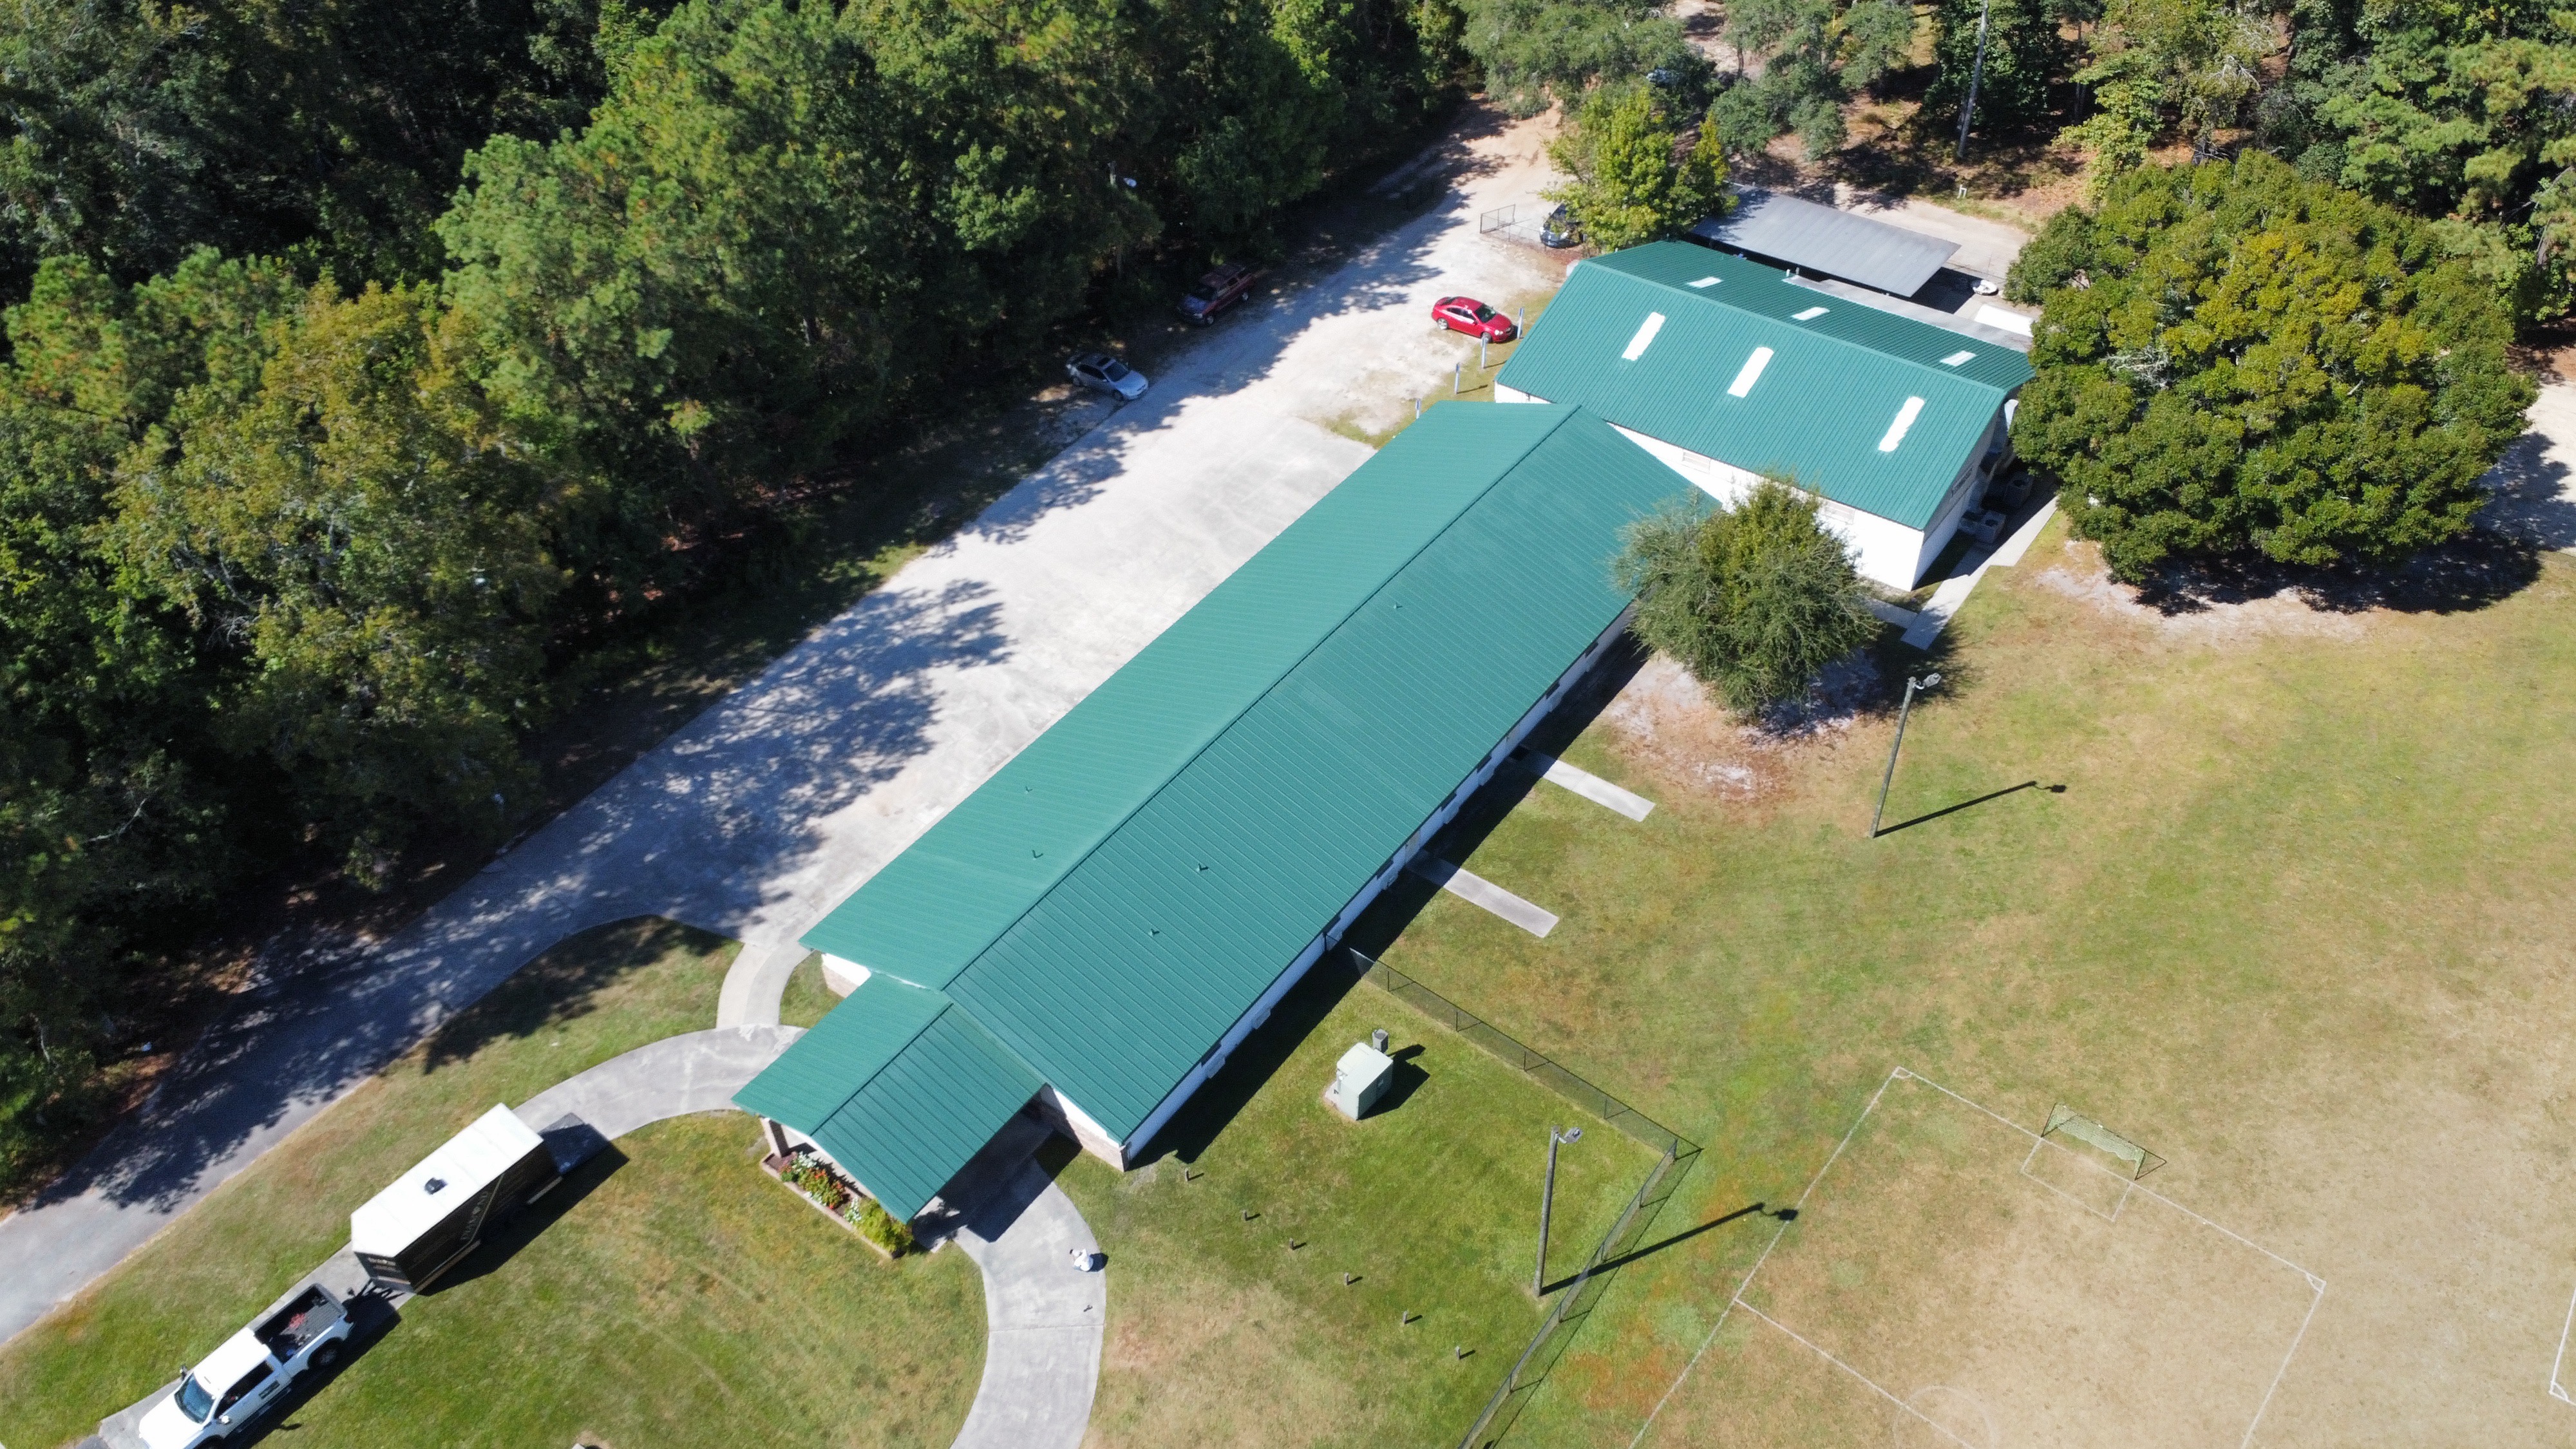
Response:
[1180, 263, 1258, 325]
[1432, 295, 1517, 341]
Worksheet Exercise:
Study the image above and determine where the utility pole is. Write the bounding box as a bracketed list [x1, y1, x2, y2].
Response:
[1535, 1125, 1583, 1296]
[1872, 674, 1942, 837]
[1954, 0, 1993, 164]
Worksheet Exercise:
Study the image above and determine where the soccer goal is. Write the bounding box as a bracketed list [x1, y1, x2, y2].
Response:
[2041, 1104, 2167, 1180]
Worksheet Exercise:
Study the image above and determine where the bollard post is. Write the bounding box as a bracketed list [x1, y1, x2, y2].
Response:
[1454, 363, 1461, 395]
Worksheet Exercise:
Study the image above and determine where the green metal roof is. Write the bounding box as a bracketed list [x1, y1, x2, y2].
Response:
[743, 404, 1688, 1199]
[1496, 242, 2033, 529]
[800, 404, 1562, 988]
[736, 973, 1043, 1220]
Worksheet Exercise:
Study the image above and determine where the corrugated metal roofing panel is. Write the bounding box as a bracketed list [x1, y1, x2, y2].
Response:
[732, 972, 947, 1129]
[1689, 187, 1959, 296]
[945, 408, 1683, 1137]
[805, 1005, 1043, 1220]
[800, 402, 1578, 987]
[1496, 243, 2031, 528]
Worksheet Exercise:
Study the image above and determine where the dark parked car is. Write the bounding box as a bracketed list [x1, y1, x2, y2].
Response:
[1431, 295, 1517, 342]
[1540, 205, 1582, 249]
[1179, 262, 1257, 324]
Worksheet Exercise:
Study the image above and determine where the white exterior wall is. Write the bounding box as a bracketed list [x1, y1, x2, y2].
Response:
[1499, 384, 2014, 591]
[1110, 609, 1635, 1166]
[819, 953, 872, 996]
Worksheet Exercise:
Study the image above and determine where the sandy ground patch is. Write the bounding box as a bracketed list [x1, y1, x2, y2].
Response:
[1596, 653, 1882, 802]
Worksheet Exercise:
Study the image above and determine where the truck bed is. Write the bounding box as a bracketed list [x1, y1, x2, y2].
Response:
[256, 1285, 346, 1355]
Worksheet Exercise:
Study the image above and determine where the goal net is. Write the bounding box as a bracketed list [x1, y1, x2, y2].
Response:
[2042, 1104, 2167, 1180]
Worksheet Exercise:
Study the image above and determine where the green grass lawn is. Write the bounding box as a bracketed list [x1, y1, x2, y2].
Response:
[778, 951, 837, 1029]
[1067, 965, 1660, 1449]
[1349, 526, 2576, 1446]
[0, 918, 984, 1449]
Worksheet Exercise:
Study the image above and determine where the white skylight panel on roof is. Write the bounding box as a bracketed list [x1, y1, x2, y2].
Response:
[1940, 350, 1976, 366]
[1877, 397, 1926, 453]
[1726, 346, 1774, 398]
[1793, 305, 1828, 321]
[1689, 276, 1721, 288]
[1621, 312, 1667, 361]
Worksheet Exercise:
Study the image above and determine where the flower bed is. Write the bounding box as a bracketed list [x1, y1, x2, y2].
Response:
[766, 1147, 918, 1257]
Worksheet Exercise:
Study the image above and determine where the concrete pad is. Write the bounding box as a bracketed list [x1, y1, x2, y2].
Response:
[1526, 752, 1654, 820]
[1902, 547, 1993, 650]
[1406, 858, 1559, 937]
[1900, 498, 2058, 649]
[1988, 497, 2059, 567]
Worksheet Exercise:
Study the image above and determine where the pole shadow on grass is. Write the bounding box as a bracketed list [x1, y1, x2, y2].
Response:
[1872, 781, 2063, 838]
[1536, 1200, 1778, 1295]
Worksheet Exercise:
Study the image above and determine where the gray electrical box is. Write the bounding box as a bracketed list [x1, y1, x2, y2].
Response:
[1324, 1041, 1396, 1121]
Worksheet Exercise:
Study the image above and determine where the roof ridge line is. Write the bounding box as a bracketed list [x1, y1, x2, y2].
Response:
[1604, 254, 2012, 395]
[935, 408, 1583, 1063]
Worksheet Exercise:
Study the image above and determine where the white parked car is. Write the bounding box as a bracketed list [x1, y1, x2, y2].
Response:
[140, 1285, 350, 1447]
[1067, 350, 1148, 401]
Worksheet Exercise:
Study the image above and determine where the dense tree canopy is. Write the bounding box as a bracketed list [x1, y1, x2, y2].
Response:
[1616, 479, 1877, 711]
[2010, 154, 2534, 581]
[1708, 0, 1914, 158]
[0, 0, 1467, 1186]
[1928, 0, 2079, 142]
[1455, 0, 1694, 115]
[1547, 86, 1728, 251]
[2262, 0, 2576, 324]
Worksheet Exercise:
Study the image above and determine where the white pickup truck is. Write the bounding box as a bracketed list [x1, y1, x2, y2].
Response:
[137, 1285, 350, 1448]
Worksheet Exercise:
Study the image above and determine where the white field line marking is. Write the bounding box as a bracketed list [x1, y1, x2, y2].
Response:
[2241, 1271, 2327, 1449]
[2016, 1134, 2136, 1223]
[1626, 1067, 1907, 1449]
[1530, 753, 1654, 820]
[1630, 1065, 2326, 1449]
[1733, 1299, 1981, 1449]
[2551, 1278, 2576, 1403]
[1881, 1069, 2328, 1449]
[1897, 1069, 2324, 1283]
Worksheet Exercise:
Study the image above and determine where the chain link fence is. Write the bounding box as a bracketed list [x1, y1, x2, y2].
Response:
[1346, 949, 1701, 1448]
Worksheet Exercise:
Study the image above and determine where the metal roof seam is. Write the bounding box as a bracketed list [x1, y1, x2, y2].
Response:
[922, 412, 1584, 1111]
[1602, 259, 2010, 400]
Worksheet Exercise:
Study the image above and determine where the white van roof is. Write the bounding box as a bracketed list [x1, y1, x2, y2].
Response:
[350, 1103, 543, 1256]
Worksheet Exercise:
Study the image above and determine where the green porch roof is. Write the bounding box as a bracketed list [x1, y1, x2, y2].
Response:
[743, 402, 1688, 1204]
[736, 973, 1043, 1220]
[1495, 242, 2033, 529]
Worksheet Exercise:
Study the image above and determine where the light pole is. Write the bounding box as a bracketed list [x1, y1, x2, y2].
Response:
[1953, 0, 1993, 163]
[1871, 673, 1942, 837]
[1536, 1124, 1583, 1296]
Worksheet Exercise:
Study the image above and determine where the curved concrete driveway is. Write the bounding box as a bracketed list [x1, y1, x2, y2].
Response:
[513, 1025, 803, 1140]
[516, 1027, 1106, 1449]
